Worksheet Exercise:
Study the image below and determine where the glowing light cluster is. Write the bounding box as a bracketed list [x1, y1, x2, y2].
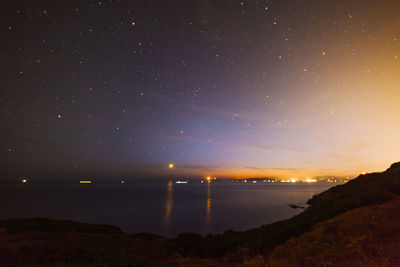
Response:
[305, 179, 317, 183]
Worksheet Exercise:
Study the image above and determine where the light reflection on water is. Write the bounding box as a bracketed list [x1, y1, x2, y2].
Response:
[205, 182, 212, 234]
[0, 182, 336, 237]
[163, 181, 173, 234]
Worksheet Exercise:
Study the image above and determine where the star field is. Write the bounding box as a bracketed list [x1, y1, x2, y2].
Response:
[1, 0, 400, 179]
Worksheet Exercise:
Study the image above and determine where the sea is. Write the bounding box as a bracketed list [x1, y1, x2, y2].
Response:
[0, 181, 335, 237]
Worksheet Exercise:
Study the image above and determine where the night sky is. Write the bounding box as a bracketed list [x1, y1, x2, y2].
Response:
[2, 0, 400, 179]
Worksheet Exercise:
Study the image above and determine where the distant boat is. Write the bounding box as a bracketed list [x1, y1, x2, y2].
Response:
[175, 180, 188, 184]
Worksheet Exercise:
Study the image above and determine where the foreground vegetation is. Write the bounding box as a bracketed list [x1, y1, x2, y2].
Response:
[1, 162, 400, 266]
[268, 197, 400, 266]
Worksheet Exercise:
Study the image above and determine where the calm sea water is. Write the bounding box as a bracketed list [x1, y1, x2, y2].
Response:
[0, 181, 335, 237]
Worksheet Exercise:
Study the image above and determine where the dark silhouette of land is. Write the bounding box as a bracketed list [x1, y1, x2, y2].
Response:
[1, 162, 400, 266]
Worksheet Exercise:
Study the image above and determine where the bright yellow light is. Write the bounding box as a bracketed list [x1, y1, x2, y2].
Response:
[291, 179, 296, 183]
[361, 172, 367, 175]
[169, 163, 174, 169]
[22, 179, 27, 183]
[305, 179, 317, 183]
[80, 181, 92, 184]
[252, 181, 257, 183]
[206, 176, 211, 181]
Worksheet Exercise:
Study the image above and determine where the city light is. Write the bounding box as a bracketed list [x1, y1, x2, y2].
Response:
[169, 163, 174, 169]
[305, 178, 317, 183]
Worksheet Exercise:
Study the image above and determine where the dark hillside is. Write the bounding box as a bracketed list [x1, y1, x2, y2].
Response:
[0, 219, 167, 267]
[268, 197, 400, 266]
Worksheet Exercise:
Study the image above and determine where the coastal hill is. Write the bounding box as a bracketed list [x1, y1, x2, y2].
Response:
[1, 162, 400, 266]
[268, 197, 400, 266]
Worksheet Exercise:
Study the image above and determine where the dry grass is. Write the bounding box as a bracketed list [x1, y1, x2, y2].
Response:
[268, 198, 400, 267]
